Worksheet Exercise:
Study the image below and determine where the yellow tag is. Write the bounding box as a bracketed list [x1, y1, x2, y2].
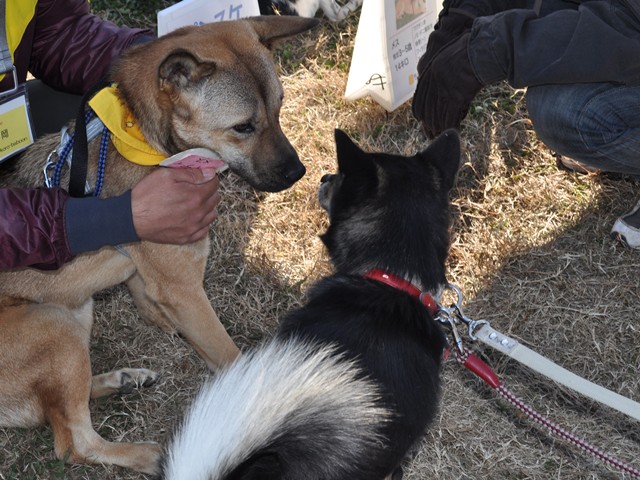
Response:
[0, 87, 35, 163]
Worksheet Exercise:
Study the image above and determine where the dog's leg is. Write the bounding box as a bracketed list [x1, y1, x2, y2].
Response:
[48, 403, 161, 474]
[126, 242, 240, 371]
[91, 368, 160, 399]
[128, 271, 240, 370]
[316, 0, 340, 20]
[335, 0, 362, 21]
[0, 304, 161, 474]
[68, 303, 161, 399]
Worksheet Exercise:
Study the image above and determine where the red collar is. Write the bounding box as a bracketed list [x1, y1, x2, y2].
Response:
[363, 269, 439, 316]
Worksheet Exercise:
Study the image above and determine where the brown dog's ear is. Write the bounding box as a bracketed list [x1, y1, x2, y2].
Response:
[158, 49, 216, 93]
[246, 16, 320, 50]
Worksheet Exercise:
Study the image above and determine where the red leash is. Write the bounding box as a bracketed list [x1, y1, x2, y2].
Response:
[364, 270, 640, 477]
[455, 346, 640, 478]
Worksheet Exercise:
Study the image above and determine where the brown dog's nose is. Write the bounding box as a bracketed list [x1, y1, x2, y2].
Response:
[284, 162, 306, 184]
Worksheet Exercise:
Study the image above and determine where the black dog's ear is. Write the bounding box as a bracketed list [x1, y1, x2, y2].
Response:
[334, 129, 376, 179]
[158, 49, 216, 92]
[227, 452, 282, 480]
[420, 129, 460, 191]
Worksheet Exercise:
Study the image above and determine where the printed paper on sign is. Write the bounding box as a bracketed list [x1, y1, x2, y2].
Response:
[345, 0, 441, 112]
[157, 0, 261, 36]
[0, 90, 35, 163]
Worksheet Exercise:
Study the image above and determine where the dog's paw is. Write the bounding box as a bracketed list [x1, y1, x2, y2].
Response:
[91, 368, 160, 398]
[133, 442, 163, 475]
[116, 368, 161, 394]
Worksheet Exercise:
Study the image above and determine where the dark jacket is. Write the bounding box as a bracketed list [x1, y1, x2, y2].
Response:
[0, 0, 152, 94]
[467, 0, 640, 88]
[0, 0, 153, 270]
[0, 187, 73, 270]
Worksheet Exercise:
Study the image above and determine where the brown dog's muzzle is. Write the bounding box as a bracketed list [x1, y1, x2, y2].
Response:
[282, 159, 306, 185]
[255, 144, 306, 192]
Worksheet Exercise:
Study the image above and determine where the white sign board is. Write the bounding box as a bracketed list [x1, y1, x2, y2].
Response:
[157, 0, 261, 36]
[345, 0, 442, 112]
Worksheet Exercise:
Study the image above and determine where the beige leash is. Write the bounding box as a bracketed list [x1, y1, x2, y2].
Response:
[473, 323, 640, 422]
[438, 283, 640, 422]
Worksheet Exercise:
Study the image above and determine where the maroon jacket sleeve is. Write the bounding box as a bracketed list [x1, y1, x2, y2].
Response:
[28, 0, 154, 94]
[0, 187, 75, 270]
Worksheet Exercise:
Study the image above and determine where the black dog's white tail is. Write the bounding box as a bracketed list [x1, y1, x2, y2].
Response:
[162, 338, 390, 479]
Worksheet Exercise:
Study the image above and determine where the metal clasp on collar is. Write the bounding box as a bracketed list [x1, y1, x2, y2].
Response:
[435, 283, 490, 353]
[0, 67, 19, 98]
[43, 149, 58, 188]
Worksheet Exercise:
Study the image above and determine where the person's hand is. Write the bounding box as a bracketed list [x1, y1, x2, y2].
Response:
[131, 167, 221, 244]
[419, 11, 474, 74]
[412, 32, 484, 139]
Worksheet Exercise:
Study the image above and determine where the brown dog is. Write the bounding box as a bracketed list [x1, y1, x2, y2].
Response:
[0, 16, 317, 475]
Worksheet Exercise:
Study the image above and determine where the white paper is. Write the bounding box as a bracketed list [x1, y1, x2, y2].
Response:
[157, 0, 261, 36]
[345, 0, 441, 112]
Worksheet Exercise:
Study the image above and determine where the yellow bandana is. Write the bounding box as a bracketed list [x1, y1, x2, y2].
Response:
[88, 86, 166, 166]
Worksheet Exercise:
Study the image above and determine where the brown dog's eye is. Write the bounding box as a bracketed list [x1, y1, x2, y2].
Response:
[233, 123, 254, 134]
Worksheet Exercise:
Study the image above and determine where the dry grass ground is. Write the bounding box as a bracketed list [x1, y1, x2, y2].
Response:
[1, 7, 639, 480]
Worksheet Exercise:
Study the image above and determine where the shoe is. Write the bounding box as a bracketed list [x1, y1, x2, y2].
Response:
[555, 155, 600, 175]
[611, 200, 640, 249]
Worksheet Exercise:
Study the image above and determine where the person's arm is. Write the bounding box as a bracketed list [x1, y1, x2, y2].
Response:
[0, 187, 74, 270]
[64, 168, 223, 256]
[413, 1, 640, 137]
[64, 191, 139, 256]
[28, 0, 154, 94]
[1, 167, 221, 271]
[0, 187, 141, 270]
[469, 4, 640, 88]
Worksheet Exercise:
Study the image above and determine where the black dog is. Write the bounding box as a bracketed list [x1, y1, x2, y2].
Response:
[161, 129, 460, 480]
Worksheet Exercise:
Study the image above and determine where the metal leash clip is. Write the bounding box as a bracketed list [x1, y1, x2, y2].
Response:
[43, 149, 58, 188]
[435, 283, 490, 352]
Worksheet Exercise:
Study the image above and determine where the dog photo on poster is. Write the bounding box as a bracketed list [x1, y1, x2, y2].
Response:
[345, 0, 441, 111]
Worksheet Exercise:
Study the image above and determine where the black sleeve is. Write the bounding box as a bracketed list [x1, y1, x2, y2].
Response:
[64, 190, 139, 255]
[468, 2, 640, 88]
